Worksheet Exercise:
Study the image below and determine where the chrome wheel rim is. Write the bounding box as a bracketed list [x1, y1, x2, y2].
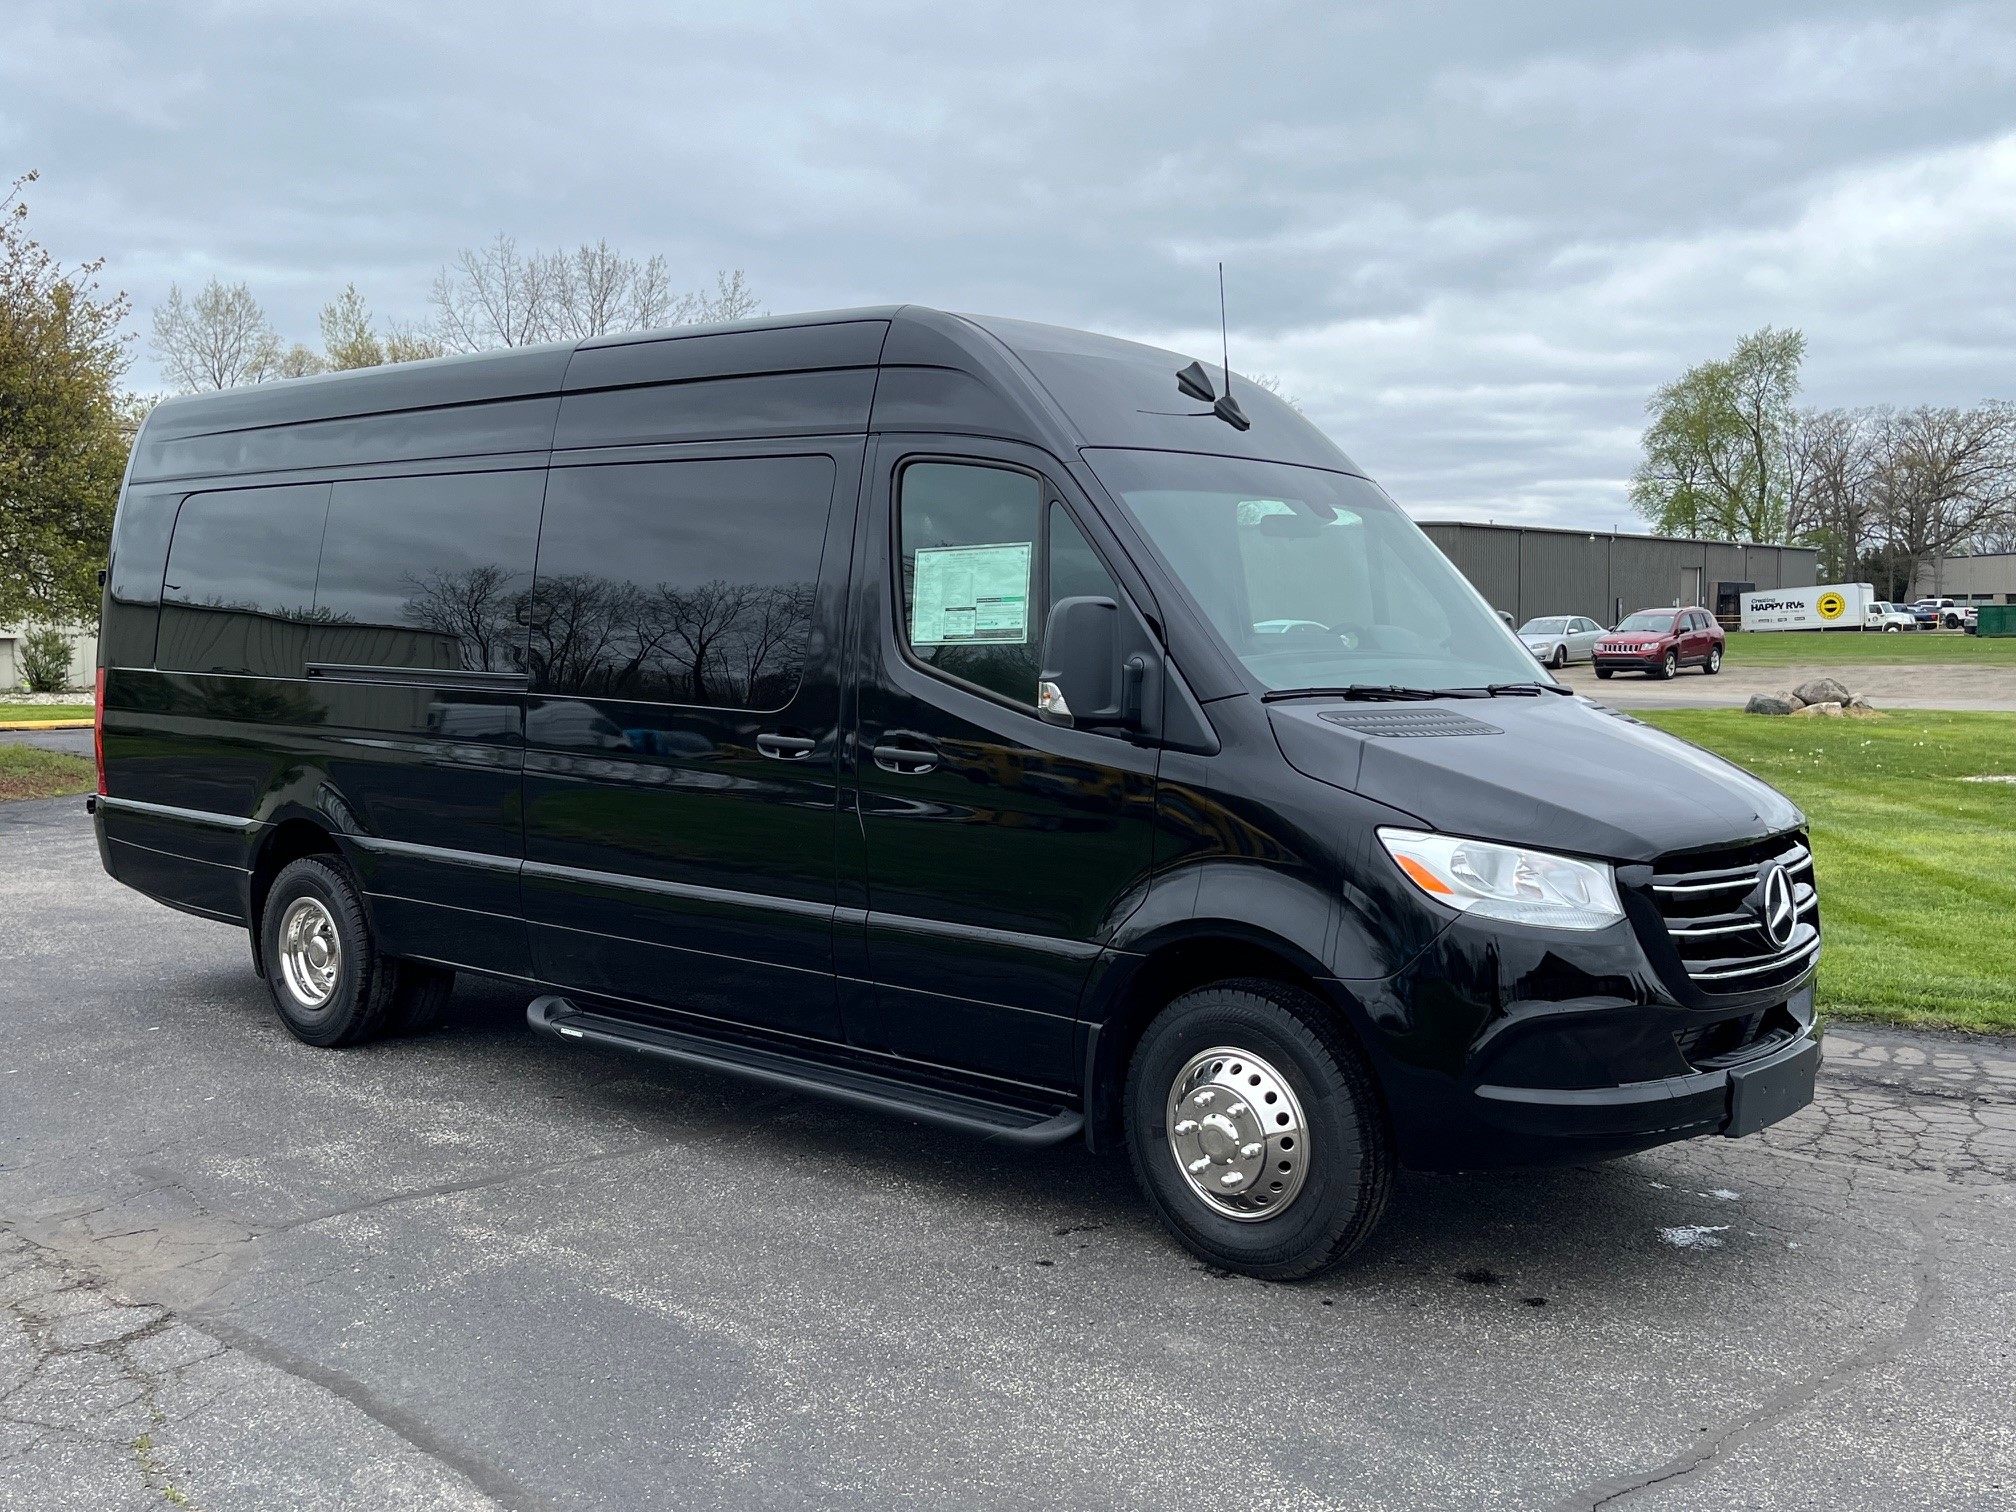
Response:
[277, 896, 341, 1011]
[1166, 1046, 1309, 1221]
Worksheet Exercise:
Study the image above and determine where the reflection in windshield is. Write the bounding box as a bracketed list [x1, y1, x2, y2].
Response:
[1083, 450, 1542, 693]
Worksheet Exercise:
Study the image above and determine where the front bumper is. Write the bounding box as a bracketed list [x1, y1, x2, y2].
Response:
[1593, 649, 1667, 670]
[1473, 1000, 1819, 1145]
[1337, 909, 1822, 1172]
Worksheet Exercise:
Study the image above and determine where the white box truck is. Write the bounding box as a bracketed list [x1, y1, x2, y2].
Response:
[1739, 582, 1876, 632]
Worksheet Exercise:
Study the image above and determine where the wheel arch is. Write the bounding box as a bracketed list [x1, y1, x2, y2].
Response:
[1078, 922, 1377, 1153]
[246, 817, 344, 977]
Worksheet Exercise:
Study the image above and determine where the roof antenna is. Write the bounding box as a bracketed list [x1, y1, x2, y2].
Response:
[1154, 265, 1250, 428]
[1212, 262, 1250, 431]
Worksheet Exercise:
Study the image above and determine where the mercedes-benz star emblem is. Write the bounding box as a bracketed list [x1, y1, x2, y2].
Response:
[1757, 863, 1797, 948]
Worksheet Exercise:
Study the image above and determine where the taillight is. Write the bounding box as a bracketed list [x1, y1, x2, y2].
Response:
[93, 667, 107, 796]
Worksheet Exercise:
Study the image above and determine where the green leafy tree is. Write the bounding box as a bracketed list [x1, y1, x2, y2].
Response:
[319, 282, 382, 369]
[1631, 327, 1806, 542]
[0, 171, 134, 626]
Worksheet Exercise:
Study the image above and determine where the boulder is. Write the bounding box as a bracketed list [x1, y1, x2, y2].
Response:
[1846, 693, 1878, 711]
[1745, 693, 1798, 716]
[1792, 676, 1853, 707]
[1792, 700, 1845, 718]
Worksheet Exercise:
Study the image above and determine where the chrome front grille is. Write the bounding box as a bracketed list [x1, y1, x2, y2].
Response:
[1648, 834, 1821, 992]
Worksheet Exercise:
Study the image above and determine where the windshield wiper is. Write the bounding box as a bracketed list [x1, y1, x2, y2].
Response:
[1261, 684, 1491, 703]
[1481, 682, 1575, 697]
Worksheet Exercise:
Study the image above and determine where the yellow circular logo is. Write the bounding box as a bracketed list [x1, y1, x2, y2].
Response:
[1816, 592, 1846, 620]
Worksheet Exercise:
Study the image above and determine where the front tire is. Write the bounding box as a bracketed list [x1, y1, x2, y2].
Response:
[1125, 979, 1394, 1281]
[261, 857, 403, 1047]
[1656, 648, 1679, 679]
[1594, 666, 1614, 680]
[1550, 644, 1568, 669]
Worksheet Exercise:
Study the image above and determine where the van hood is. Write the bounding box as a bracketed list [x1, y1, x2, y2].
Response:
[1267, 694, 1803, 863]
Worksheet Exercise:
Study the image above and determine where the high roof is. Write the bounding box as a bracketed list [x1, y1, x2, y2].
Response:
[132, 304, 1360, 482]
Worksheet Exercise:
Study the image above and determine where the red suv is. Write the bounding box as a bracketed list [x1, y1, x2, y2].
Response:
[1594, 607, 1725, 679]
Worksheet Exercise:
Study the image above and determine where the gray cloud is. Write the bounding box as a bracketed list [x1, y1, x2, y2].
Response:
[6, 0, 2013, 527]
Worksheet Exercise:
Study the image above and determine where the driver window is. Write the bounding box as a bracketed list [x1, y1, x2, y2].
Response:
[896, 462, 1123, 709]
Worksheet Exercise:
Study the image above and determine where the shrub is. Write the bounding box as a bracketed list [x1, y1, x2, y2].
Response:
[20, 626, 75, 692]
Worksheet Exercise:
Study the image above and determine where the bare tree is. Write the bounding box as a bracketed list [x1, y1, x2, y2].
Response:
[1785, 407, 1878, 581]
[149, 278, 281, 390]
[1869, 403, 2016, 596]
[692, 268, 761, 324]
[430, 234, 762, 351]
[1245, 373, 1303, 413]
[430, 234, 556, 352]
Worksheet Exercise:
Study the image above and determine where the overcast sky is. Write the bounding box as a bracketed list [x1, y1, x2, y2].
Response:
[7, 1, 2014, 528]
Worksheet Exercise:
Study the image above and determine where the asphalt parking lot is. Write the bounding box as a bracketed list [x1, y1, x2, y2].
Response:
[3, 794, 2013, 1511]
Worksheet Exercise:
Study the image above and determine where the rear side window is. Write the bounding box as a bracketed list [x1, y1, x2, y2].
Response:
[897, 461, 1121, 708]
[309, 471, 545, 672]
[527, 456, 835, 709]
[157, 483, 331, 677]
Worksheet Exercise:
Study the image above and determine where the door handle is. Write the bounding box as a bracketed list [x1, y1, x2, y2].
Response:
[872, 742, 939, 775]
[757, 733, 817, 760]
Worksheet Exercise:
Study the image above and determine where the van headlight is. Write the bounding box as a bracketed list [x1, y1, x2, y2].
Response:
[1377, 828, 1623, 931]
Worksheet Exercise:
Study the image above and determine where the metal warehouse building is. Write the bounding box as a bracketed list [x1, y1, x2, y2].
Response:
[1418, 522, 1819, 628]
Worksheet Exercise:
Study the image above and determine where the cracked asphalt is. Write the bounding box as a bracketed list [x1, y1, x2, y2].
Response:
[2, 794, 2012, 1511]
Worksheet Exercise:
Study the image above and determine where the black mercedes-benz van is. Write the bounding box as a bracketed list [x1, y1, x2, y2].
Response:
[91, 307, 1821, 1279]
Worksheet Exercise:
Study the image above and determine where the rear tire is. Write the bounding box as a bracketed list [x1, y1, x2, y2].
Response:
[1125, 979, 1394, 1281]
[260, 857, 399, 1047]
[1703, 645, 1723, 675]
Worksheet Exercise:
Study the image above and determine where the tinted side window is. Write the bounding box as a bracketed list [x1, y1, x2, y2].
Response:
[157, 483, 330, 676]
[309, 471, 545, 672]
[1049, 502, 1121, 606]
[527, 456, 835, 709]
[899, 463, 1042, 705]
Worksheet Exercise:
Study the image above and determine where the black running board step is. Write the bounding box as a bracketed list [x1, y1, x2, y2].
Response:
[526, 996, 1083, 1148]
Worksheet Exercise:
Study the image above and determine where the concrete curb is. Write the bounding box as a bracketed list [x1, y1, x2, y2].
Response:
[0, 719, 92, 730]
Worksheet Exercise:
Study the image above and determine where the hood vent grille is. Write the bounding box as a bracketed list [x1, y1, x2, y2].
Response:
[1316, 710, 1502, 738]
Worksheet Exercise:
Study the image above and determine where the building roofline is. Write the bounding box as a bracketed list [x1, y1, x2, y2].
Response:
[1415, 520, 1816, 553]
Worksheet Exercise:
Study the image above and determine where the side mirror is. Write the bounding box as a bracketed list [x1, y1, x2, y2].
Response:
[1039, 596, 1142, 730]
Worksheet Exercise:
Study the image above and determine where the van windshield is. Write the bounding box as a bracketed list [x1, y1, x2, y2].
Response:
[1083, 450, 1542, 693]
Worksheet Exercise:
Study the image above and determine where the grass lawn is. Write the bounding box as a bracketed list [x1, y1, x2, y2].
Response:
[1642, 709, 2016, 1036]
[1721, 630, 2016, 667]
[0, 703, 92, 724]
[0, 745, 95, 802]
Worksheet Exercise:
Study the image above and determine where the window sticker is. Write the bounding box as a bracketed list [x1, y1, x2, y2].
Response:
[911, 542, 1033, 646]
